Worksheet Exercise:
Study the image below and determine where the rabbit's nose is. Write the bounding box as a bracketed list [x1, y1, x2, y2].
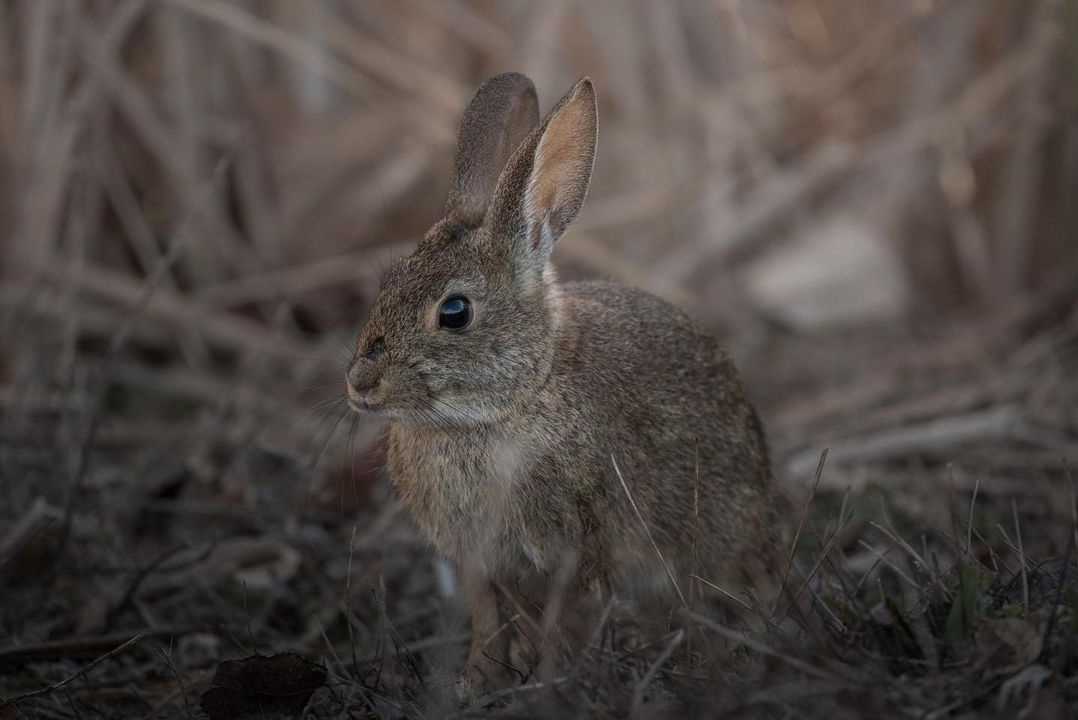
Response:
[346, 360, 379, 394]
[347, 337, 385, 389]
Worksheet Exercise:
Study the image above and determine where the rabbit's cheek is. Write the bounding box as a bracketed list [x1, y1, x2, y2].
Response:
[421, 373, 447, 394]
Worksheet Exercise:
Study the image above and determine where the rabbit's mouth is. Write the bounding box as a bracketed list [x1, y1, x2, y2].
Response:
[346, 382, 386, 415]
[346, 396, 375, 414]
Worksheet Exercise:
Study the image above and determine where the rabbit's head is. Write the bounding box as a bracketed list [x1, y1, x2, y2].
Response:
[346, 73, 598, 426]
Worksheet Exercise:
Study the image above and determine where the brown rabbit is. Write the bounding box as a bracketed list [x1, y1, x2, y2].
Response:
[346, 72, 785, 697]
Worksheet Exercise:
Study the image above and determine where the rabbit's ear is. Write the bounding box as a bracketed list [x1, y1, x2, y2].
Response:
[447, 73, 540, 225]
[488, 78, 597, 271]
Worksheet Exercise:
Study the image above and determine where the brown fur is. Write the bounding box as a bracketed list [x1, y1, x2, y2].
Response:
[346, 73, 785, 698]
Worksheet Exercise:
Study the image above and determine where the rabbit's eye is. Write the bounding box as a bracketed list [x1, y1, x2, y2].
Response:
[364, 337, 385, 360]
[438, 295, 472, 331]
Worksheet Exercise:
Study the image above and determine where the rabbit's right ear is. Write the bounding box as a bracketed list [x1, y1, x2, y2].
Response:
[486, 78, 597, 282]
[447, 73, 540, 226]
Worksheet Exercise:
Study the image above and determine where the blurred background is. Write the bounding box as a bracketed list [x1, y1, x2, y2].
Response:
[1, 1, 1076, 716]
[4, 0, 1076, 463]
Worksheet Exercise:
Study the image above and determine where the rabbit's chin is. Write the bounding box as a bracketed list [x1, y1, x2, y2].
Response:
[346, 397, 493, 427]
[384, 396, 509, 428]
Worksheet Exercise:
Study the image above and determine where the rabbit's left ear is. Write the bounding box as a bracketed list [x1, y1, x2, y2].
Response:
[448, 73, 540, 226]
[487, 77, 597, 269]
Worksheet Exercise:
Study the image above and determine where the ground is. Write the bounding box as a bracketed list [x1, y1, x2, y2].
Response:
[1, 279, 1075, 719]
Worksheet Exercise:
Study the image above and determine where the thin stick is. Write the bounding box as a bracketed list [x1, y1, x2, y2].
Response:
[855, 540, 919, 589]
[0, 628, 198, 666]
[775, 448, 828, 616]
[681, 610, 840, 682]
[868, 519, 950, 599]
[690, 575, 753, 612]
[1011, 499, 1029, 614]
[612, 454, 686, 607]
[455, 676, 569, 714]
[967, 474, 980, 555]
[3, 633, 145, 705]
[692, 443, 699, 609]
[1072, 462, 1078, 560]
[785, 522, 855, 628]
[631, 629, 684, 719]
[1039, 515, 1074, 662]
[567, 596, 616, 679]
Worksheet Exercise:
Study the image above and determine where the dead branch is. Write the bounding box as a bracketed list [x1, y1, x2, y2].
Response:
[784, 405, 1060, 478]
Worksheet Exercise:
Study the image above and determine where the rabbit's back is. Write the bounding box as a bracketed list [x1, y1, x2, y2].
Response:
[533, 281, 778, 594]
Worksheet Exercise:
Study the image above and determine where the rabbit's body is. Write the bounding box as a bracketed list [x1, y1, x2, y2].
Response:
[389, 280, 776, 598]
[347, 73, 783, 697]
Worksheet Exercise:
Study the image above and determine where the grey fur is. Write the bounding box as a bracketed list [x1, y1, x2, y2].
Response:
[447, 72, 539, 226]
[346, 73, 785, 697]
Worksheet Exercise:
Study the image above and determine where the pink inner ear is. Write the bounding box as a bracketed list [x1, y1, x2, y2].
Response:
[529, 122, 586, 215]
[523, 84, 596, 248]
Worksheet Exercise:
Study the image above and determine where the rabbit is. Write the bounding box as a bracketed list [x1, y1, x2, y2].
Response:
[346, 72, 786, 698]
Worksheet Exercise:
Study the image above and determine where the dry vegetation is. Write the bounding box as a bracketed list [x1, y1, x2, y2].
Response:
[1, 1, 1077, 718]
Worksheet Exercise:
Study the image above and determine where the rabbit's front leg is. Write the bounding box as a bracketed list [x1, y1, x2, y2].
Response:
[456, 567, 515, 700]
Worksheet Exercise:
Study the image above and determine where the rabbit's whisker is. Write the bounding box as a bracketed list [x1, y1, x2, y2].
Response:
[307, 405, 350, 472]
[310, 396, 347, 413]
[345, 412, 361, 514]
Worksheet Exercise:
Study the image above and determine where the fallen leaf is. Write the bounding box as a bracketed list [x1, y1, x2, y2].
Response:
[978, 617, 1043, 672]
[200, 653, 326, 720]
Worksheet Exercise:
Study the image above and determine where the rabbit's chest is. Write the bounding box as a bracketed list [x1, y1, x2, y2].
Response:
[388, 426, 536, 565]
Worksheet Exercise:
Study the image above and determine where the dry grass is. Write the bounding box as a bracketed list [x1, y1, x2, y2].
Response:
[1, 1, 1077, 717]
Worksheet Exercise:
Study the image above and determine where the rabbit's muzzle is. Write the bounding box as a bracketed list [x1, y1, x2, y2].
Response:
[345, 345, 385, 413]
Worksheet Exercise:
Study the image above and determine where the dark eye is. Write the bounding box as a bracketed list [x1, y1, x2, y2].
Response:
[438, 295, 472, 330]
[364, 337, 385, 360]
